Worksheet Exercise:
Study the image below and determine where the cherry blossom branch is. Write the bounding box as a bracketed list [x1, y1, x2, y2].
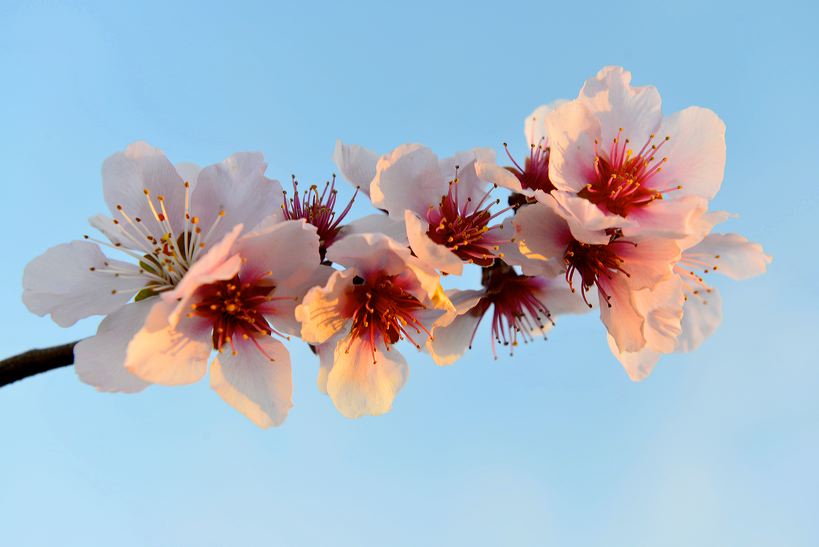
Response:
[0, 341, 78, 388]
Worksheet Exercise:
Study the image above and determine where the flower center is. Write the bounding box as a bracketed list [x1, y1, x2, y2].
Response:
[579, 129, 680, 217]
[469, 261, 554, 357]
[503, 141, 554, 194]
[425, 175, 510, 267]
[85, 182, 226, 299]
[282, 175, 357, 260]
[189, 274, 289, 356]
[345, 274, 429, 363]
[563, 233, 634, 307]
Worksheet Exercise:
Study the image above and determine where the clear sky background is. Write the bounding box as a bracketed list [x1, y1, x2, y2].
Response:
[1, 1, 816, 545]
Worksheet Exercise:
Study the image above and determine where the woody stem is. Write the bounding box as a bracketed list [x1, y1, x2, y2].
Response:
[0, 341, 79, 388]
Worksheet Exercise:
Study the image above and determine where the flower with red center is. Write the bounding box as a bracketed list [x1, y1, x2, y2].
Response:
[477, 101, 566, 199]
[367, 143, 512, 275]
[513, 196, 681, 354]
[22, 142, 284, 395]
[427, 260, 588, 364]
[544, 66, 725, 239]
[607, 211, 771, 380]
[281, 175, 357, 258]
[296, 233, 451, 418]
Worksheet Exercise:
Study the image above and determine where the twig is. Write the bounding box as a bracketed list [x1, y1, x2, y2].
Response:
[0, 342, 79, 388]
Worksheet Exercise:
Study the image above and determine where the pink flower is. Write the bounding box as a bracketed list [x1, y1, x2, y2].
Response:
[427, 261, 588, 365]
[476, 101, 567, 198]
[608, 212, 772, 380]
[296, 233, 451, 418]
[543, 66, 725, 239]
[22, 142, 328, 426]
[513, 195, 681, 354]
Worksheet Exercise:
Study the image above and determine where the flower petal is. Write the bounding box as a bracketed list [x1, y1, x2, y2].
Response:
[404, 210, 464, 275]
[23, 241, 139, 327]
[618, 237, 680, 290]
[633, 276, 685, 354]
[675, 287, 723, 353]
[190, 152, 284, 245]
[333, 140, 378, 197]
[210, 337, 293, 428]
[624, 195, 709, 240]
[102, 141, 186, 235]
[685, 233, 771, 280]
[578, 66, 662, 147]
[599, 275, 646, 353]
[653, 106, 726, 200]
[370, 144, 444, 216]
[512, 201, 572, 272]
[607, 335, 662, 382]
[476, 161, 525, 194]
[297, 269, 358, 345]
[544, 99, 601, 193]
[426, 289, 484, 365]
[339, 213, 408, 245]
[125, 299, 212, 385]
[326, 338, 409, 419]
[74, 301, 154, 393]
[547, 191, 627, 244]
[524, 99, 567, 146]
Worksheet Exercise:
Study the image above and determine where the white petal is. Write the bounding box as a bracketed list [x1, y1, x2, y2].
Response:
[578, 66, 663, 147]
[23, 241, 139, 327]
[125, 299, 212, 385]
[618, 237, 680, 290]
[653, 106, 726, 200]
[685, 233, 771, 280]
[607, 335, 662, 382]
[544, 99, 601, 193]
[327, 232, 442, 302]
[370, 143, 445, 216]
[74, 301, 153, 393]
[338, 213, 408, 245]
[102, 141, 186, 236]
[599, 275, 646, 353]
[624, 195, 709, 240]
[524, 99, 567, 146]
[675, 287, 723, 353]
[633, 276, 685, 354]
[332, 140, 378, 197]
[265, 265, 333, 338]
[210, 337, 293, 428]
[426, 290, 484, 365]
[297, 269, 358, 345]
[476, 161, 525, 194]
[174, 162, 201, 186]
[236, 220, 321, 285]
[404, 210, 464, 275]
[512, 202, 572, 271]
[190, 151, 284, 245]
[326, 338, 409, 419]
[547, 191, 627, 244]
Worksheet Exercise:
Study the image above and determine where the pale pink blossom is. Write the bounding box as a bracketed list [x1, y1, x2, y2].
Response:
[512, 195, 681, 354]
[542, 66, 725, 239]
[608, 213, 772, 380]
[427, 261, 588, 365]
[296, 233, 451, 418]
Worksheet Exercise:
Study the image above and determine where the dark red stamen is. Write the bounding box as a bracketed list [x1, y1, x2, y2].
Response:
[503, 141, 555, 194]
[282, 175, 358, 258]
[467, 261, 554, 358]
[190, 275, 287, 356]
[425, 171, 510, 267]
[563, 232, 635, 308]
[579, 130, 681, 217]
[345, 274, 429, 364]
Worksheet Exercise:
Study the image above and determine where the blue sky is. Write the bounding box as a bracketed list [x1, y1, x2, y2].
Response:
[0, 1, 816, 545]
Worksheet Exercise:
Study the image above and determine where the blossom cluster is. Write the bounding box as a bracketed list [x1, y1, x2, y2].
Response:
[22, 67, 770, 426]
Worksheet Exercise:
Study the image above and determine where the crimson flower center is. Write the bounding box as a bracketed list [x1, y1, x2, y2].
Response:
[469, 261, 553, 358]
[563, 236, 633, 307]
[282, 175, 357, 259]
[190, 275, 279, 354]
[580, 129, 680, 217]
[346, 274, 429, 363]
[425, 179, 508, 267]
[503, 142, 554, 194]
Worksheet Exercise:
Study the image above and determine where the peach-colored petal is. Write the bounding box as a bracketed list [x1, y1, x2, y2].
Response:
[684, 233, 771, 280]
[404, 210, 464, 275]
[599, 275, 646, 353]
[333, 140, 378, 198]
[210, 337, 293, 428]
[297, 269, 358, 345]
[326, 338, 409, 419]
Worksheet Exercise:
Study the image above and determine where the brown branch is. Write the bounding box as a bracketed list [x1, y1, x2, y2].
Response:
[0, 342, 79, 388]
